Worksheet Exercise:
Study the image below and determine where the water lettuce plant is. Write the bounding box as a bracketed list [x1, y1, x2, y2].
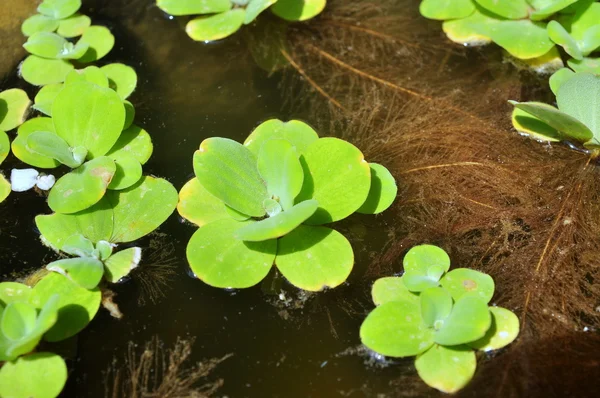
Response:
[20, 0, 115, 86]
[157, 0, 326, 42]
[510, 72, 600, 147]
[360, 245, 519, 393]
[420, 0, 600, 73]
[178, 119, 397, 290]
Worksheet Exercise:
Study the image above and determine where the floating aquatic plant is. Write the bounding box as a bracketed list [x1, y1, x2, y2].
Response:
[178, 119, 396, 290]
[360, 245, 519, 393]
[157, 0, 326, 42]
[510, 72, 600, 147]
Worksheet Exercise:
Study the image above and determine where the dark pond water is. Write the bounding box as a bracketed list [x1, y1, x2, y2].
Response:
[1, 1, 600, 397]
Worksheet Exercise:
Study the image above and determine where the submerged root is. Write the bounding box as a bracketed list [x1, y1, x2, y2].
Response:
[131, 237, 178, 306]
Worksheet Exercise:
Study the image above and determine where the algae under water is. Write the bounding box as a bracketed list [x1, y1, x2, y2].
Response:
[1, 0, 600, 397]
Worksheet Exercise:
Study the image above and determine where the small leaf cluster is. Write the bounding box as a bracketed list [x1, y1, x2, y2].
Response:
[20, 0, 116, 86]
[178, 119, 397, 291]
[157, 0, 326, 42]
[360, 245, 519, 394]
[420, 0, 600, 73]
[510, 72, 600, 147]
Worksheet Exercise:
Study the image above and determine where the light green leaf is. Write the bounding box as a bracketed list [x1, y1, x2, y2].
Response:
[21, 14, 60, 37]
[193, 137, 268, 217]
[567, 57, 600, 75]
[32, 83, 63, 116]
[275, 225, 353, 291]
[77, 25, 115, 63]
[107, 153, 142, 190]
[244, 119, 319, 155]
[107, 176, 178, 243]
[20, 55, 74, 86]
[226, 204, 252, 220]
[530, 0, 578, 21]
[57, 13, 91, 37]
[469, 306, 520, 351]
[104, 247, 141, 283]
[440, 268, 495, 303]
[257, 138, 304, 210]
[357, 163, 397, 214]
[95, 240, 113, 261]
[52, 81, 125, 158]
[419, 0, 475, 20]
[489, 19, 555, 60]
[271, 0, 326, 21]
[0, 89, 31, 132]
[177, 178, 232, 226]
[23, 32, 88, 60]
[38, 0, 81, 19]
[549, 68, 576, 96]
[0, 130, 8, 165]
[61, 234, 94, 257]
[434, 296, 491, 346]
[123, 100, 135, 130]
[475, 0, 529, 19]
[415, 345, 476, 394]
[360, 300, 435, 357]
[30, 272, 101, 342]
[186, 9, 246, 41]
[236, 200, 318, 241]
[442, 9, 492, 46]
[48, 156, 116, 214]
[101, 63, 137, 100]
[46, 257, 104, 289]
[245, 0, 278, 24]
[157, 0, 232, 15]
[420, 287, 453, 328]
[511, 107, 561, 142]
[64, 66, 109, 88]
[262, 198, 282, 217]
[187, 218, 277, 288]
[296, 137, 371, 225]
[13, 118, 61, 168]
[403, 244, 450, 274]
[26, 131, 84, 168]
[1, 302, 37, 341]
[371, 276, 418, 306]
[0, 352, 67, 398]
[569, 1, 600, 55]
[556, 73, 600, 140]
[0, 174, 9, 203]
[0, 283, 31, 306]
[548, 20, 583, 60]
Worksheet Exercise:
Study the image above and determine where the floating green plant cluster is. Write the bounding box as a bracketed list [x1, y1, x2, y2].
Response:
[178, 119, 397, 290]
[157, 0, 326, 41]
[510, 72, 600, 147]
[420, 0, 600, 73]
[360, 245, 520, 393]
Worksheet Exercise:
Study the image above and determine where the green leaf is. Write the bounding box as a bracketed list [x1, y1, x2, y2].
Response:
[236, 200, 318, 241]
[107, 153, 142, 190]
[177, 178, 232, 226]
[549, 68, 576, 96]
[187, 218, 277, 288]
[12, 118, 60, 169]
[356, 163, 397, 214]
[226, 204, 252, 220]
[0, 89, 31, 132]
[556, 73, 600, 140]
[0, 130, 8, 165]
[511, 107, 561, 142]
[26, 131, 85, 168]
[95, 240, 113, 261]
[415, 345, 476, 394]
[469, 306, 520, 351]
[530, 0, 578, 21]
[77, 25, 115, 63]
[420, 287, 453, 328]
[32, 83, 63, 116]
[186, 9, 246, 41]
[0, 352, 67, 398]
[547, 20, 583, 60]
[46, 257, 104, 289]
[569, 1, 600, 55]
[440, 268, 495, 303]
[101, 63, 137, 100]
[23, 32, 88, 60]
[442, 9, 492, 46]
[271, 0, 326, 21]
[104, 247, 141, 283]
[57, 13, 91, 37]
[0, 283, 31, 306]
[60, 234, 94, 257]
[296, 138, 371, 225]
[157, 0, 232, 15]
[38, 0, 81, 19]
[30, 272, 101, 342]
[434, 295, 491, 346]
[123, 100, 135, 130]
[489, 19, 555, 60]
[567, 57, 600, 75]
[275, 225, 354, 291]
[403, 244, 450, 274]
[193, 137, 268, 217]
[371, 276, 418, 306]
[52, 81, 125, 158]
[245, 0, 278, 24]
[262, 198, 282, 217]
[20, 55, 74, 86]
[475, 0, 529, 19]
[257, 138, 304, 210]
[360, 300, 434, 357]
[65, 66, 109, 88]
[21, 14, 60, 37]
[107, 125, 153, 165]
[1, 302, 37, 340]
[419, 0, 475, 20]
[48, 156, 116, 214]
[0, 174, 9, 203]
[510, 101, 594, 143]
[244, 119, 319, 156]
[107, 176, 178, 243]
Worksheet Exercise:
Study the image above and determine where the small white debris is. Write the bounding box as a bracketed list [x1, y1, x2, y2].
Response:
[10, 168, 39, 192]
[36, 174, 55, 190]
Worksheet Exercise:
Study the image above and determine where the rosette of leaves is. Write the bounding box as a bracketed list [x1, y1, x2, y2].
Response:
[547, 1, 600, 61]
[35, 176, 178, 289]
[157, 0, 326, 42]
[510, 72, 600, 148]
[14, 80, 150, 214]
[178, 119, 397, 290]
[0, 89, 31, 203]
[20, 0, 115, 86]
[360, 245, 520, 393]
